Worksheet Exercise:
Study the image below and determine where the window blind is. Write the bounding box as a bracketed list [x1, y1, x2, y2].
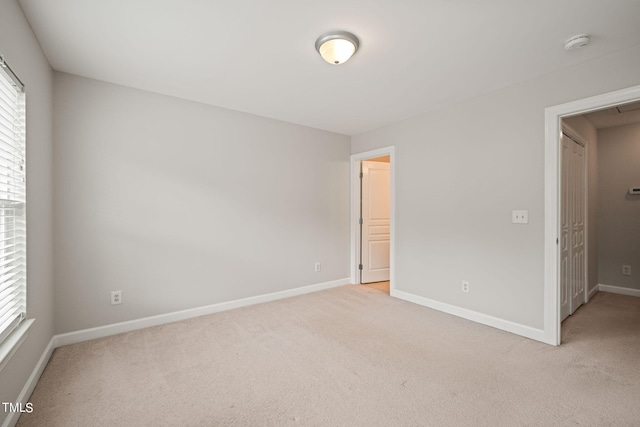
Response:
[0, 56, 26, 347]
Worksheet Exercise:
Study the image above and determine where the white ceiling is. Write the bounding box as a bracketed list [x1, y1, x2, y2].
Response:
[18, 0, 640, 136]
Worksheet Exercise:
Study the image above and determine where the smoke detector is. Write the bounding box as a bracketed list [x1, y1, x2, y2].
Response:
[564, 34, 590, 50]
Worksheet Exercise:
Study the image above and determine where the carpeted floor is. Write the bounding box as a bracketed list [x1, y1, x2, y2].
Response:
[363, 281, 390, 293]
[16, 286, 640, 426]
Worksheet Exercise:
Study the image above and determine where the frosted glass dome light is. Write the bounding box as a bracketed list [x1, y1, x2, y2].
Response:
[315, 31, 359, 65]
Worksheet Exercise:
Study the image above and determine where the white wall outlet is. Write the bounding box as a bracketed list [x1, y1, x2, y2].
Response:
[462, 280, 470, 293]
[512, 210, 529, 224]
[111, 290, 122, 305]
[622, 265, 631, 276]
[314, 262, 321, 272]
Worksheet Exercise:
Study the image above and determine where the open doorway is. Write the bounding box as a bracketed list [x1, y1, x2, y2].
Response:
[360, 156, 390, 293]
[350, 147, 395, 295]
[559, 104, 640, 346]
[544, 84, 640, 345]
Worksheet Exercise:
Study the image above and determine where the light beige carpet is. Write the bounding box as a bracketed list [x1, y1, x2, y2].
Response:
[363, 281, 390, 293]
[16, 286, 640, 426]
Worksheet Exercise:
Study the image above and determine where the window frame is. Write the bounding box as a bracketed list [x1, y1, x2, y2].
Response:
[0, 55, 31, 372]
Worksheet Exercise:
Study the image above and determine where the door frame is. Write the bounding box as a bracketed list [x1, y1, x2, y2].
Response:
[544, 84, 640, 345]
[350, 146, 396, 293]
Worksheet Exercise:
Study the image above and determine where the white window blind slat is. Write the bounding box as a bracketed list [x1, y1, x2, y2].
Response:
[0, 196, 25, 204]
[0, 276, 21, 294]
[0, 283, 18, 304]
[0, 75, 18, 97]
[0, 115, 19, 135]
[0, 312, 23, 345]
[0, 94, 18, 114]
[0, 149, 22, 163]
[0, 111, 23, 131]
[0, 272, 22, 289]
[0, 140, 23, 153]
[0, 182, 25, 192]
[0, 301, 24, 334]
[0, 104, 19, 128]
[0, 262, 24, 272]
[0, 308, 22, 332]
[0, 128, 23, 146]
[0, 255, 25, 271]
[0, 230, 20, 239]
[0, 235, 20, 245]
[0, 242, 20, 252]
[0, 310, 22, 332]
[0, 84, 17, 102]
[0, 263, 22, 276]
[0, 99, 20, 119]
[0, 229, 20, 237]
[0, 157, 25, 171]
[0, 150, 24, 168]
[0, 127, 20, 147]
[0, 58, 26, 348]
[0, 289, 23, 319]
[0, 283, 23, 311]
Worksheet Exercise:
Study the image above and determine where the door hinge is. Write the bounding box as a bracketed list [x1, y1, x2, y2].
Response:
[556, 238, 559, 245]
[359, 172, 363, 179]
[359, 218, 363, 225]
[358, 264, 363, 270]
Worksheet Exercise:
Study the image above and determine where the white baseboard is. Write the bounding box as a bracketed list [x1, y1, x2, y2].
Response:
[391, 289, 546, 343]
[587, 285, 599, 300]
[598, 283, 640, 298]
[55, 277, 350, 348]
[2, 336, 56, 427]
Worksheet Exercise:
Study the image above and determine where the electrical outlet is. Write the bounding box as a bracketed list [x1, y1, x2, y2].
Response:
[512, 210, 529, 224]
[462, 281, 470, 293]
[314, 262, 321, 272]
[111, 290, 122, 305]
[622, 265, 631, 276]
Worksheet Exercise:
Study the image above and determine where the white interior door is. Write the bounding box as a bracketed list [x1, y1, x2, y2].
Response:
[361, 161, 390, 283]
[560, 132, 586, 321]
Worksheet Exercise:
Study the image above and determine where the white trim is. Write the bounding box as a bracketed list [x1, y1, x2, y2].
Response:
[544, 84, 640, 346]
[55, 278, 350, 347]
[392, 289, 546, 342]
[0, 319, 34, 373]
[1, 335, 55, 427]
[598, 284, 640, 298]
[587, 284, 599, 300]
[350, 147, 396, 294]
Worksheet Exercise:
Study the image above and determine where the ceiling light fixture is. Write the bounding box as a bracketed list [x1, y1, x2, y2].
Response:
[564, 34, 590, 50]
[315, 31, 359, 65]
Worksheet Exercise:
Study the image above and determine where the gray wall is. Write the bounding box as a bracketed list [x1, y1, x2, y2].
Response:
[597, 122, 640, 291]
[53, 73, 350, 333]
[0, 0, 54, 425]
[351, 45, 640, 330]
[562, 115, 598, 295]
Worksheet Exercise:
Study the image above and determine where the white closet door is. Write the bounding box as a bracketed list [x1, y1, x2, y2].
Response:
[570, 141, 586, 315]
[560, 135, 571, 321]
[560, 133, 586, 321]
